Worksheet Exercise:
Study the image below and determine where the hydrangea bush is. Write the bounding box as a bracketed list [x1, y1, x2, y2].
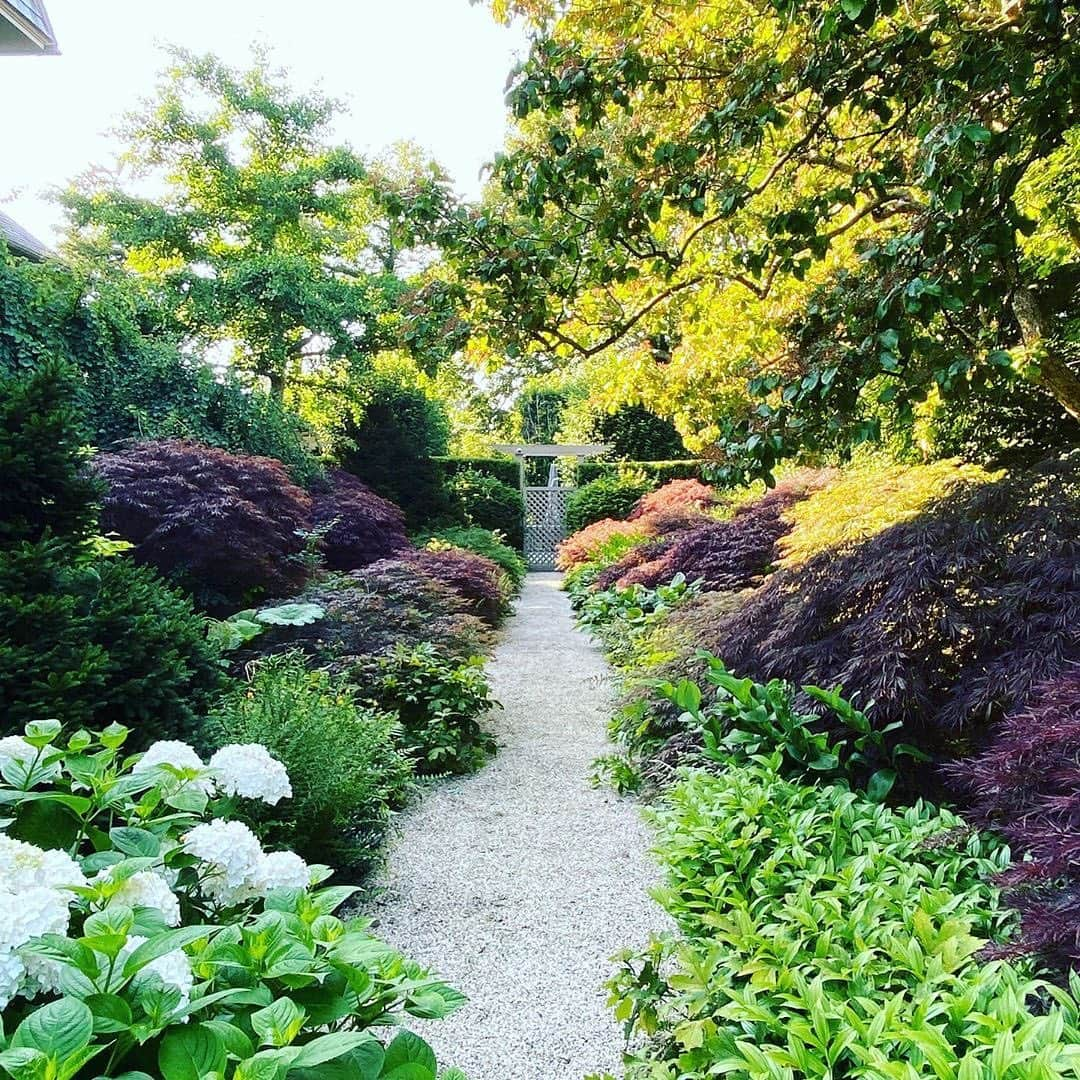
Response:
[0, 720, 463, 1080]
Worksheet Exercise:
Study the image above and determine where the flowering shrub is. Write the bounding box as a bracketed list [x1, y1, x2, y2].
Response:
[95, 440, 312, 610]
[207, 654, 412, 872]
[242, 562, 492, 673]
[405, 547, 507, 627]
[627, 478, 716, 520]
[556, 518, 649, 571]
[0, 720, 462, 1079]
[710, 457, 1080, 764]
[310, 468, 410, 571]
[357, 643, 497, 775]
[953, 673, 1080, 970]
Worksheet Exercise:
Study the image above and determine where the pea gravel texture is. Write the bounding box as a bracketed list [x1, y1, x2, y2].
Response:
[370, 573, 669, 1080]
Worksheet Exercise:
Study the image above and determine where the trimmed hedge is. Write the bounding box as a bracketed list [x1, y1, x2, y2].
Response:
[432, 455, 520, 490]
[575, 459, 706, 485]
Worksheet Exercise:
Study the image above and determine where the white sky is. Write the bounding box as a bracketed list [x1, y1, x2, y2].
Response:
[0, 0, 526, 245]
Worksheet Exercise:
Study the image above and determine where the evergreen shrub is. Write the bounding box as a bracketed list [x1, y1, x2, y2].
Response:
[564, 475, 654, 535]
[448, 468, 525, 550]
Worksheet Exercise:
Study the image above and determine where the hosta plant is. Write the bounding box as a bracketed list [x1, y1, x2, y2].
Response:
[0, 720, 463, 1080]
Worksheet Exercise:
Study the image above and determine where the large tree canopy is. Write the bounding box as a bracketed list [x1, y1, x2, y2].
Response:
[435, 0, 1080, 477]
[62, 50, 458, 401]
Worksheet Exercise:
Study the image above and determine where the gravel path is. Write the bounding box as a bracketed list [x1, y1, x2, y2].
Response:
[370, 572, 668, 1080]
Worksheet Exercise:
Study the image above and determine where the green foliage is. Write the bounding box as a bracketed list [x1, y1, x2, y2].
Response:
[60, 49, 408, 401]
[0, 548, 223, 746]
[359, 643, 497, 776]
[0, 251, 319, 483]
[449, 0, 1080, 478]
[339, 371, 453, 530]
[206, 655, 412, 873]
[421, 527, 527, 590]
[577, 576, 696, 669]
[777, 457, 993, 568]
[590, 404, 687, 461]
[0, 361, 100, 549]
[447, 469, 525, 550]
[564, 475, 654, 535]
[0, 720, 462, 1080]
[604, 753, 1080, 1080]
[432, 455, 521, 490]
[575, 460, 705, 486]
[518, 385, 567, 442]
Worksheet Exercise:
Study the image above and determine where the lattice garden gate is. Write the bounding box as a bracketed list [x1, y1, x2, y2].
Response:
[495, 443, 611, 571]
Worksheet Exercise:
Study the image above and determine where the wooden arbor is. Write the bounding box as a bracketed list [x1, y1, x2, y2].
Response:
[494, 443, 611, 571]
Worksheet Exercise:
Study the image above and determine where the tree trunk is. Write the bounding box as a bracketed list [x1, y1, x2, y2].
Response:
[267, 369, 285, 402]
[1010, 284, 1080, 422]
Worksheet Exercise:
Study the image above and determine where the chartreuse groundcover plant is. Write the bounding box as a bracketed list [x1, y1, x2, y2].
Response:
[0, 720, 465, 1080]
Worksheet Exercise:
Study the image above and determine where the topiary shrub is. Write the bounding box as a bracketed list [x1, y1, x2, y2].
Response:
[95, 440, 312, 610]
[628, 478, 716, 521]
[421, 526, 527, 589]
[950, 674, 1080, 970]
[0, 544, 222, 745]
[241, 560, 493, 673]
[206, 653, 413, 873]
[405, 547, 507, 627]
[564, 475, 655, 535]
[310, 468, 410, 570]
[707, 457, 1080, 766]
[448, 468, 525, 550]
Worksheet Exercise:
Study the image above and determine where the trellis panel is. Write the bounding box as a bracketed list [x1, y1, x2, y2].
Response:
[524, 486, 570, 570]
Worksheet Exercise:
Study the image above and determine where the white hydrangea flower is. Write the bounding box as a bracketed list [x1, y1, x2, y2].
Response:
[0, 835, 87, 893]
[183, 820, 266, 907]
[257, 850, 310, 892]
[133, 741, 215, 796]
[0, 885, 73, 1004]
[0, 737, 60, 786]
[209, 744, 292, 806]
[99, 869, 181, 927]
[120, 935, 194, 1011]
[0, 949, 23, 1011]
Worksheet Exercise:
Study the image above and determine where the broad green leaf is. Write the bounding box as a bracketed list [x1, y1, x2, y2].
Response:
[12, 999, 94, 1060]
[158, 1025, 228, 1080]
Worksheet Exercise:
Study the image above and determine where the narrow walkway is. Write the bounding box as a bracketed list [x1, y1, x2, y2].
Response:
[371, 573, 667, 1080]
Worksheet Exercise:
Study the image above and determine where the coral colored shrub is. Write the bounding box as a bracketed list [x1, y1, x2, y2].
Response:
[628, 479, 716, 521]
[952, 673, 1080, 970]
[406, 547, 507, 627]
[778, 457, 992, 567]
[310, 468, 409, 570]
[556, 518, 649, 571]
[708, 457, 1080, 761]
[96, 440, 312, 609]
[564, 475, 654, 535]
[244, 560, 492, 672]
[609, 476, 822, 591]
